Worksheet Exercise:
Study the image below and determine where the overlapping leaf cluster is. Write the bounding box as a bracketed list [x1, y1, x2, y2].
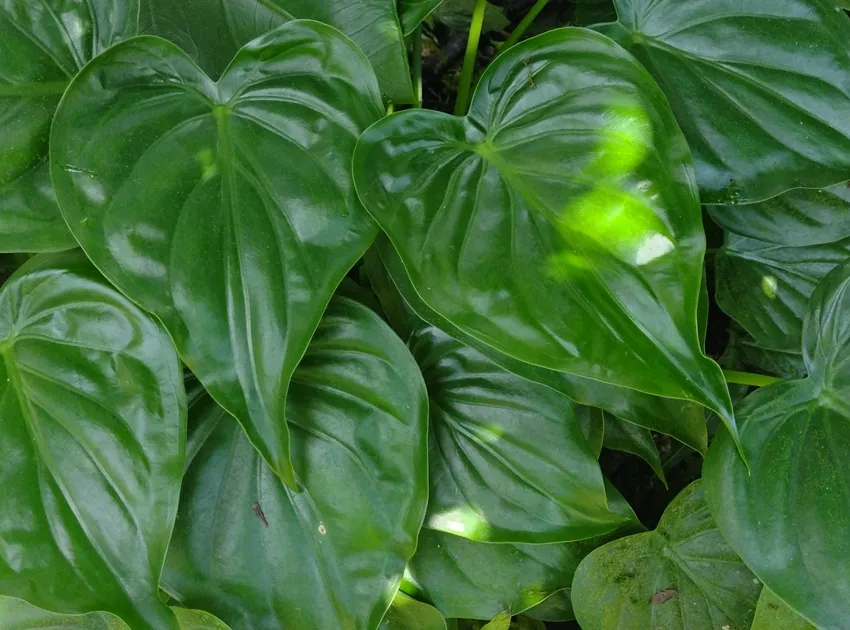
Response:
[0, 0, 849, 628]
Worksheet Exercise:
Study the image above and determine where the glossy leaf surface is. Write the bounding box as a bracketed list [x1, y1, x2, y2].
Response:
[0, 597, 231, 630]
[140, 0, 414, 102]
[751, 589, 816, 630]
[0, 0, 138, 252]
[597, 0, 850, 204]
[602, 413, 666, 484]
[572, 482, 761, 630]
[354, 28, 735, 438]
[373, 240, 709, 453]
[51, 23, 383, 487]
[410, 324, 624, 543]
[705, 261, 850, 630]
[379, 593, 447, 630]
[0, 253, 185, 630]
[163, 298, 429, 630]
[399, 0, 443, 34]
[716, 231, 850, 352]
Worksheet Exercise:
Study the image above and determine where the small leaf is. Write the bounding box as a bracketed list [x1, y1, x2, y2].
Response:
[481, 611, 511, 630]
[705, 260, 850, 630]
[51, 22, 384, 487]
[432, 0, 508, 31]
[411, 324, 624, 543]
[0, 253, 185, 630]
[399, 0, 444, 34]
[571, 481, 761, 630]
[750, 589, 817, 630]
[354, 28, 735, 442]
[602, 414, 666, 485]
[598, 0, 850, 203]
[162, 298, 429, 629]
[0, 0, 138, 252]
[379, 592, 447, 630]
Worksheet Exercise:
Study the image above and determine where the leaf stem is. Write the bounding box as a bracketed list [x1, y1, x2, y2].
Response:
[503, 0, 550, 49]
[455, 0, 488, 116]
[412, 26, 423, 107]
[722, 369, 781, 387]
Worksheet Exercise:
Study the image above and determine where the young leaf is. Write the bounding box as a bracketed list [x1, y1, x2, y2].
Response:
[597, 0, 850, 204]
[410, 324, 625, 543]
[50, 22, 384, 488]
[0, 253, 186, 630]
[140, 0, 415, 102]
[379, 592, 447, 630]
[0, 0, 138, 253]
[571, 481, 761, 630]
[162, 298, 429, 629]
[716, 231, 850, 352]
[751, 589, 817, 630]
[353, 28, 736, 442]
[480, 612, 511, 630]
[705, 260, 850, 630]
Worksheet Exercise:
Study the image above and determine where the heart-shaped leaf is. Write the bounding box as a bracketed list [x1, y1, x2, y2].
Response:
[368, 237, 710, 454]
[571, 481, 761, 630]
[353, 27, 735, 441]
[0, 0, 139, 252]
[716, 231, 850, 352]
[705, 260, 850, 630]
[379, 592, 447, 630]
[140, 0, 415, 102]
[0, 253, 186, 630]
[751, 589, 816, 630]
[51, 22, 384, 487]
[404, 489, 641, 621]
[596, 0, 850, 204]
[0, 596, 231, 630]
[162, 297, 429, 629]
[410, 324, 625, 543]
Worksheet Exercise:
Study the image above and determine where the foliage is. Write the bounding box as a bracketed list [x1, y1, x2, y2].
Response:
[1, 0, 849, 628]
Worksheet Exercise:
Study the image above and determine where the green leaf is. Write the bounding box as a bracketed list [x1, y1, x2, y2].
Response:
[353, 27, 735, 442]
[432, 0, 509, 31]
[597, 0, 850, 204]
[572, 481, 761, 630]
[0, 252, 186, 630]
[704, 260, 850, 630]
[751, 589, 817, 630]
[411, 324, 625, 543]
[379, 592, 447, 630]
[716, 231, 850, 352]
[710, 182, 850, 247]
[51, 22, 383, 488]
[0, 597, 231, 630]
[162, 297, 429, 629]
[399, 0, 443, 34]
[572, 0, 616, 26]
[576, 406, 605, 458]
[602, 413, 666, 485]
[373, 216, 709, 454]
[480, 612, 511, 630]
[521, 592, 573, 622]
[140, 0, 414, 102]
[0, 1, 139, 252]
[404, 489, 641, 620]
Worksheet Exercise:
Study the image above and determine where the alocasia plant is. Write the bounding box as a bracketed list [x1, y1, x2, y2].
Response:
[2, 0, 850, 627]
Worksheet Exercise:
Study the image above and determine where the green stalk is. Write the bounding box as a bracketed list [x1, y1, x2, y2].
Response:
[503, 0, 550, 50]
[722, 369, 782, 387]
[454, 0, 487, 116]
[412, 26, 423, 107]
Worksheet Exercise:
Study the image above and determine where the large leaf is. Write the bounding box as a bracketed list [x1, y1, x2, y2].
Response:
[353, 27, 736, 440]
[709, 182, 850, 247]
[162, 297, 429, 630]
[0, 597, 231, 630]
[571, 481, 761, 630]
[410, 324, 625, 543]
[705, 260, 850, 630]
[751, 589, 816, 630]
[596, 0, 850, 204]
[0, 0, 139, 252]
[0, 253, 185, 630]
[51, 22, 383, 487]
[370, 236, 710, 453]
[140, 0, 414, 102]
[716, 231, 850, 352]
[379, 593, 447, 630]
